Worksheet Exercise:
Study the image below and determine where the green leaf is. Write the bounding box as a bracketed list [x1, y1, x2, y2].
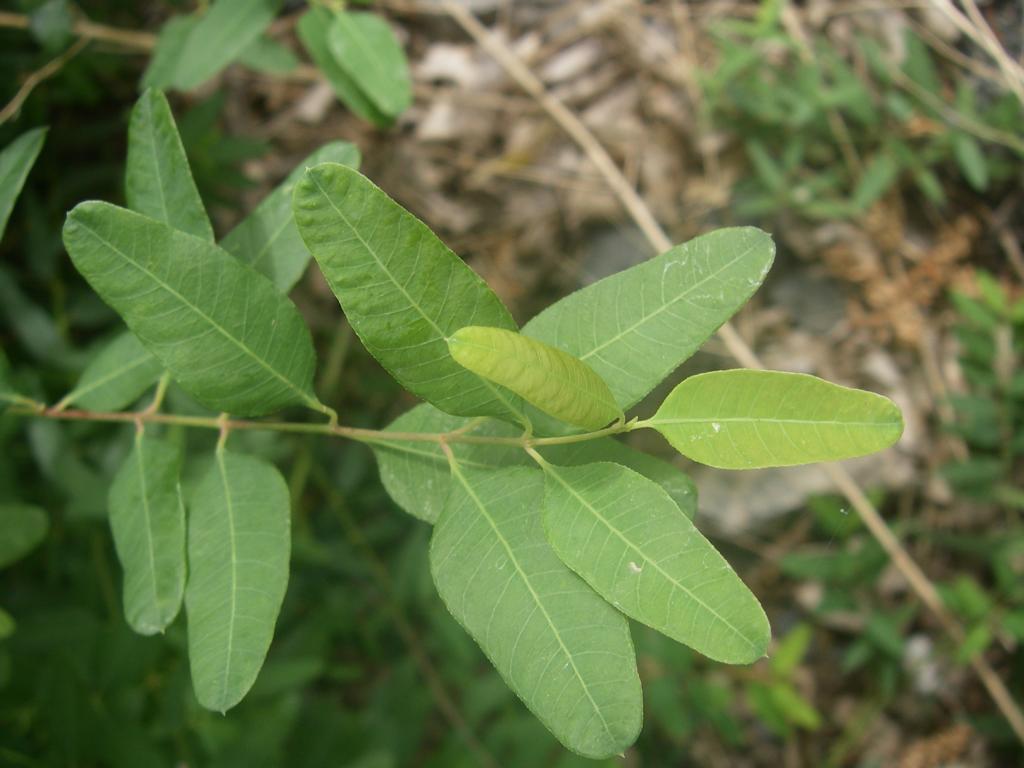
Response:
[237, 35, 300, 75]
[851, 152, 898, 212]
[449, 326, 622, 430]
[62, 203, 323, 416]
[297, 7, 389, 126]
[57, 331, 163, 412]
[542, 462, 769, 664]
[0, 503, 49, 568]
[222, 142, 361, 292]
[0, 127, 47, 242]
[108, 433, 185, 635]
[142, 15, 197, 90]
[293, 164, 522, 421]
[430, 465, 642, 758]
[185, 449, 291, 712]
[523, 228, 775, 410]
[648, 370, 904, 469]
[126, 89, 213, 241]
[29, 0, 72, 52]
[172, 0, 284, 91]
[0, 606, 14, 639]
[952, 133, 989, 192]
[370, 403, 696, 522]
[327, 11, 412, 118]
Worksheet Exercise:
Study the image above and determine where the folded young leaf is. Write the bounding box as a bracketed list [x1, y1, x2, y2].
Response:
[431, 465, 642, 758]
[108, 433, 185, 635]
[523, 228, 775, 410]
[327, 11, 412, 118]
[542, 462, 769, 664]
[58, 331, 163, 412]
[63, 203, 323, 416]
[0, 127, 47, 242]
[0, 503, 49, 568]
[449, 326, 623, 430]
[126, 89, 213, 241]
[648, 370, 904, 469]
[294, 164, 523, 422]
[172, 0, 284, 91]
[297, 8, 389, 126]
[186, 449, 290, 713]
[370, 403, 696, 522]
[222, 141, 361, 292]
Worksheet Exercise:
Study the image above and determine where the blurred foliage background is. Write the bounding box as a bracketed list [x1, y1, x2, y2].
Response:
[1, 0, 1023, 765]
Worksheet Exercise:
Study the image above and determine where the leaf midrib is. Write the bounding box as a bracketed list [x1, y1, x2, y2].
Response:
[216, 448, 239, 711]
[650, 417, 894, 427]
[66, 350, 154, 405]
[135, 433, 162, 626]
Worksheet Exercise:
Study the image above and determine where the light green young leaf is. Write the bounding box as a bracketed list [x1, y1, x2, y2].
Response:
[648, 369, 904, 469]
[370, 403, 696, 522]
[449, 326, 622, 430]
[108, 433, 185, 635]
[952, 133, 989, 192]
[222, 142, 361, 292]
[62, 203, 323, 416]
[126, 89, 213, 241]
[0, 127, 47, 242]
[0, 503, 49, 568]
[431, 465, 642, 758]
[57, 331, 163, 412]
[294, 164, 523, 422]
[297, 7, 389, 126]
[142, 15, 197, 90]
[237, 35, 299, 75]
[542, 462, 769, 664]
[523, 228, 775, 410]
[0, 606, 13, 639]
[172, 0, 284, 91]
[851, 152, 898, 212]
[186, 449, 290, 712]
[327, 11, 412, 118]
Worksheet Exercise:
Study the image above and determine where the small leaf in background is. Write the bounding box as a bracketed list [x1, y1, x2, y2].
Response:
[523, 228, 775, 410]
[171, 0, 284, 91]
[0, 606, 14, 639]
[0, 127, 47, 242]
[952, 133, 989, 192]
[0, 503, 49, 568]
[108, 433, 185, 635]
[62, 203, 323, 416]
[448, 326, 622, 430]
[126, 89, 213, 241]
[294, 164, 523, 422]
[648, 370, 903, 469]
[430, 465, 642, 758]
[237, 35, 300, 76]
[542, 462, 769, 664]
[57, 331, 163, 412]
[28, 0, 72, 52]
[297, 7, 389, 126]
[142, 15, 197, 90]
[222, 142, 361, 292]
[327, 11, 412, 119]
[770, 623, 812, 676]
[0, 267, 82, 371]
[186, 450, 291, 712]
[851, 151, 898, 212]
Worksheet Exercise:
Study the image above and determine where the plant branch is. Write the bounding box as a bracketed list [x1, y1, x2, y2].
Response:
[0, 37, 90, 125]
[440, 0, 1024, 745]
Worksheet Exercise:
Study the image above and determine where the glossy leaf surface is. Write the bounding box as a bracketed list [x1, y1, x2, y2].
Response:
[108, 433, 185, 634]
[543, 462, 769, 663]
[63, 203, 322, 416]
[431, 465, 642, 757]
[649, 370, 904, 469]
[186, 450, 290, 712]
[449, 326, 622, 430]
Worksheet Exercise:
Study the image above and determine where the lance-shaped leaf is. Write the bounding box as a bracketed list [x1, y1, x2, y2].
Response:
[370, 403, 696, 522]
[297, 7, 388, 126]
[0, 503, 49, 568]
[222, 141, 361, 292]
[327, 11, 412, 118]
[431, 465, 642, 758]
[108, 433, 185, 635]
[126, 88, 213, 240]
[294, 164, 522, 422]
[186, 449, 290, 712]
[0, 127, 47, 241]
[542, 462, 769, 664]
[449, 326, 622, 431]
[647, 370, 904, 469]
[57, 331, 163, 412]
[523, 228, 775, 410]
[172, 0, 284, 91]
[62, 203, 323, 416]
